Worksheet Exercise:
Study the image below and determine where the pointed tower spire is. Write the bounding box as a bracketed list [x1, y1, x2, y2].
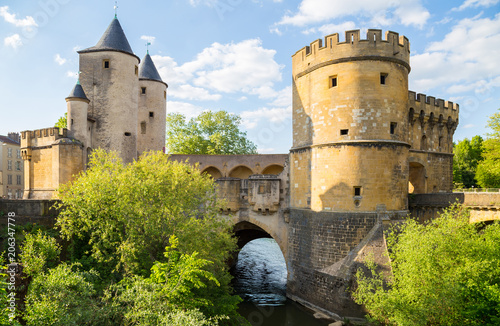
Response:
[139, 53, 167, 86]
[66, 80, 89, 101]
[78, 17, 138, 60]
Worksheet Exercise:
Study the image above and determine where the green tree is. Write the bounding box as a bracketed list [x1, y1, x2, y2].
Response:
[20, 230, 61, 277]
[55, 149, 241, 320]
[54, 112, 67, 129]
[453, 136, 483, 188]
[476, 109, 500, 188]
[165, 110, 257, 155]
[111, 236, 230, 325]
[353, 205, 500, 326]
[24, 264, 111, 326]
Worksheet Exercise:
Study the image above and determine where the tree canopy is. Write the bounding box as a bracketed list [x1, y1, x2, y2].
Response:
[54, 112, 67, 129]
[20, 150, 245, 325]
[165, 110, 258, 155]
[353, 205, 500, 326]
[476, 109, 500, 188]
[453, 135, 483, 188]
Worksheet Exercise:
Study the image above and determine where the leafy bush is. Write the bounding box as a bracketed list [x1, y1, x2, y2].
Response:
[20, 230, 61, 277]
[24, 263, 114, 326]
[353, 205, 500, 326]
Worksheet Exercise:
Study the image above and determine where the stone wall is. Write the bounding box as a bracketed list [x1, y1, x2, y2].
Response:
[409, 192, 500, 223]
[287, 209, 378, 318]
[0, 199, 59, 227]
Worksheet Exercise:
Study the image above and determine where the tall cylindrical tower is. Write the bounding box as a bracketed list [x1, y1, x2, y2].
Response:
[77, 17, 140, 164]
[137, 52, 167, 156]
[66, 81, 90, 146]
[291, 29, 411, 212]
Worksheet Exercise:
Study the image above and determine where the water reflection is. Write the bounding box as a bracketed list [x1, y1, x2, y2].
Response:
[233, 238, 329, 326]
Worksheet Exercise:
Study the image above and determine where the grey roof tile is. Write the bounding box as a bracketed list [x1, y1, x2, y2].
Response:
[139, 53, 163, 83]
[78, 18, 137, 59]
[66, 82, 89, 100]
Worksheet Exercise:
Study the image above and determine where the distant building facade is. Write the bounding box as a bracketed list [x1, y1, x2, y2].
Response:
[21, 17, 167, 199]
[0, 133, 24, 199]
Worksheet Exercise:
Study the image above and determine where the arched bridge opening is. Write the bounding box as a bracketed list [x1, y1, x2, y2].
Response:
[231, 221, 288, 306]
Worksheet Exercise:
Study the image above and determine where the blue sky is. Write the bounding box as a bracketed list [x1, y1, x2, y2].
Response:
[0, 0, 499, 153]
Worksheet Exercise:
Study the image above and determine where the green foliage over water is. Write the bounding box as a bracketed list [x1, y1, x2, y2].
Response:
[20, 150, 247, 325]
[354, 205, 500, 326]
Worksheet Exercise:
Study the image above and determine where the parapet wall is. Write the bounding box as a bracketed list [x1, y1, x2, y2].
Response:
[21, 127, 68, 148]
[292, 29, 410, 76]
[408, 91, 459, 124]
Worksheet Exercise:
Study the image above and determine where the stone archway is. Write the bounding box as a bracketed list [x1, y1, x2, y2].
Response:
[229, 165, 253, 179]
[201, 166, 222, 180]
[409, 162, 426, 194]
[262, 164, 284, 175]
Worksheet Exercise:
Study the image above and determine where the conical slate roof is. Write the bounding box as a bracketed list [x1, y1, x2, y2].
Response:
[78, 18, 138, 59]
[139, 53, 163, 82]
[66, 81, 89, 101]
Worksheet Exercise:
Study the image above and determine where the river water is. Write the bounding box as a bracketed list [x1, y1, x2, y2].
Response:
[233, 238, 330, 326]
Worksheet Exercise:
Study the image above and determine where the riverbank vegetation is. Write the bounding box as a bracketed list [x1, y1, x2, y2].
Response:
[353, 204, 500, 326]
[454, 108, 500, 188]
[16, 150, 248, 325]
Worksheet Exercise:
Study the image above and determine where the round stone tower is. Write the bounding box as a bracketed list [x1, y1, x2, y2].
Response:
[77, 17, 140, 163]
[137, 52, 168, 156]
[66, 80, 90, 167]
[66, 80, 90, 147]
[290, 29, 411, 213]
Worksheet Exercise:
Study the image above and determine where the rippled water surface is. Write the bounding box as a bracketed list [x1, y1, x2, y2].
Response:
[233, 238, 329, 326]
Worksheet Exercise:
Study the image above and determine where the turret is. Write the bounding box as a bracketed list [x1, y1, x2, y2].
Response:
[66, 80, 90, 147]
[77, 17, 140, 163]
[137, 52, 168, 156]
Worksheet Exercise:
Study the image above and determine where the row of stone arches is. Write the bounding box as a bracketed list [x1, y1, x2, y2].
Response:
[202, 164, 284, 180]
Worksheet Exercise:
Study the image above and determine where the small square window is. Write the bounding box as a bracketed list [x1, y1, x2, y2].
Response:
[390, 122, 397, 135]
[140, 122, 146, 134]
[330, 75, 338, 88]
[141, 87, 146, 95]
[380, 73, 388, 85]
[354, 186, 361, 196]
[124, 132, 131, 136]
[340, 129, 349, 135]
[103, 60, 110, 69]
[149, 112, 154, 118]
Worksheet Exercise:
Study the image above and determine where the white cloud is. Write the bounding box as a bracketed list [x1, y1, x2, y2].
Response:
[66, 71, 78, 78]
[141, 35, 156, 45]
[410, 13, 500, 94]
[4, 34, 22, 49]
[0, 6, 37, 28]
[453, 0, 500, 11]
[240, 106, 292, 129]
[188, 39, 283, 97]
[188, 0, 217, 7]
[463, 124, 476, 129]
[269, 86, 292, 107]
[277, 0, 430, 28]
[54, 54, 66, 65]
[170, 84, 222, 101]
[167, 101, 204, 120]
[153, 39, 283, 100]
[302, 21, 357, 35]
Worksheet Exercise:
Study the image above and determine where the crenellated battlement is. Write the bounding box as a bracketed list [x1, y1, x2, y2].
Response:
[408, 90, 459, 126]
[292, 29, 410, 77]
[20, 127, 68, 148]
